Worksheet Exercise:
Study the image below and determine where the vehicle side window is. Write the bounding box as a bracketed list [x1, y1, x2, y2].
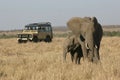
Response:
[38, 27, 45, 32]
[41, 27, 46, 31]
[45, 27, 50, 32]
[37, 25, 52, 32]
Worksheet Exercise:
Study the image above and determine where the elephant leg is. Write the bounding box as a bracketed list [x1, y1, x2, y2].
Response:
[74, 52, 80, 64]
[93, 47, 99, 63]
[77, 52, 81, 64]
[71, 55, 74, 62]
[63, 49, 68, 62]
[78, 57, 80, 64]
[97, 44, 100, 60]
[77, 46, 83, 64]
[87, 51, 94, 62]
[93, 43, 100, 63]
[75, 53, 78, 64]
[87, 43, 94, 62]
[70, 51, 74, 62]
[80, 42, 87, 60]
[77, 37, 87, 60]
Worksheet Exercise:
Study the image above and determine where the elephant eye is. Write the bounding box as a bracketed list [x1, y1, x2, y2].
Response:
[80, 35, 85, 41]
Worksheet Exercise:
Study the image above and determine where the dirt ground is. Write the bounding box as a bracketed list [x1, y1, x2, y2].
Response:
[0, 37, 120, 80]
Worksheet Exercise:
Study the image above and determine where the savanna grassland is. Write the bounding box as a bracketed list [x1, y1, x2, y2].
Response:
[0, 36, 120, 80]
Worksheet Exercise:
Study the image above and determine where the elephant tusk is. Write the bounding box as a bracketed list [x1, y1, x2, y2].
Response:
[85, 43, 89, 49]
[95, 45, 98, 49]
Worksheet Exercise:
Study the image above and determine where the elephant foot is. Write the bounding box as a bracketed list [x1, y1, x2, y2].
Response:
[93, 57, 99, 64]
[77, 62, 80, 64]
[82, 57, 88, 63]
[63, 58, 67, 63]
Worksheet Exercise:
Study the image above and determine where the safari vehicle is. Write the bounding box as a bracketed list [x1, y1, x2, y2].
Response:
[17, 22, 53, 43]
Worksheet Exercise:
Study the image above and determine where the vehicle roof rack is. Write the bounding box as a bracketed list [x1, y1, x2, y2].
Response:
[25, 22, 51, 27]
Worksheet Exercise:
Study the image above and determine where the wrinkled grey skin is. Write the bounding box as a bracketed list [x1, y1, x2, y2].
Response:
[67, 17, 103, 63]
[63, 35, 83, 64]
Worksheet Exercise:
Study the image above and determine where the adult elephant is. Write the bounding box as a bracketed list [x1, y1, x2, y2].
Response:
[63, 35, 83, 64]
[67, 17, 103, 63]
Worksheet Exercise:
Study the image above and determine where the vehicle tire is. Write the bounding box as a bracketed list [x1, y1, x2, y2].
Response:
[18, 39, 23, 43]
[33, 36, 38, 42]
[45, 36, 51, 42]
[23, 40, 27, 43]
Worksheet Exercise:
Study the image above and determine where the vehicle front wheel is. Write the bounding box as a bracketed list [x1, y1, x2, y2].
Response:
[33, 36, 38, 42]
[18, 39, 23, 43]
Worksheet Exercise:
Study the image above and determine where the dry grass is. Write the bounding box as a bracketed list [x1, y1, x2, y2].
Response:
[0, 37, 120, 80]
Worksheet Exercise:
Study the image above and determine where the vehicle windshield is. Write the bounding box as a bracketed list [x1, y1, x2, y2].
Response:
[24, 25, 51, 32]
[24, 26, 38, 30]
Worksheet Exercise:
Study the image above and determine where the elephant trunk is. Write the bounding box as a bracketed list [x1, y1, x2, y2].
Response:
[85, 32, 94, 62]
[86, 40, 100, 63]
[93, 46, 99, 63]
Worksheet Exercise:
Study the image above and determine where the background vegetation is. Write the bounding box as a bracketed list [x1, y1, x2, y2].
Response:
[0, 31, 120, 39]
[0, 26, 120, 39]
[103, 31, 120, 37]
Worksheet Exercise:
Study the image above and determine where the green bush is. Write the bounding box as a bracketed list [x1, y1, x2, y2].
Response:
[103, 31, 120, 37]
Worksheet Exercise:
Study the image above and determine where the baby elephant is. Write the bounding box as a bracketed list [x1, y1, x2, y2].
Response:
[63, 35, 83, 64]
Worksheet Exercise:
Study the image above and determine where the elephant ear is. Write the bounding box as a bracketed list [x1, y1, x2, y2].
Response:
[67, 17, 98, 35]
[67, 17, 87, 35]
[91, 17, 98, 24]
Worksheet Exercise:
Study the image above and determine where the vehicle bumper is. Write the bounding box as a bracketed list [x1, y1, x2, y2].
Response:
[17, 38, 33, 41]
